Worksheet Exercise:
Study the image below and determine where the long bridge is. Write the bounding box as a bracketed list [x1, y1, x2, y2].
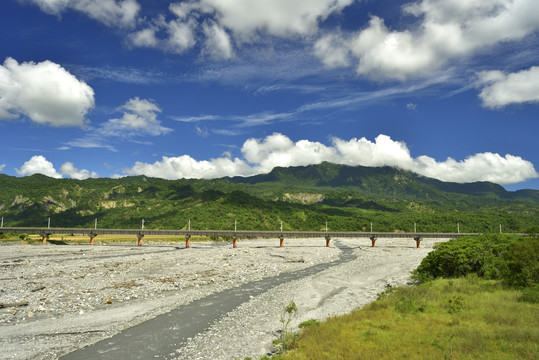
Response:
[0, 226, 478, 248]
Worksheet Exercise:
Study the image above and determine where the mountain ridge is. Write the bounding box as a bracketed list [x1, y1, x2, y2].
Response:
[228, 162, 537, 201]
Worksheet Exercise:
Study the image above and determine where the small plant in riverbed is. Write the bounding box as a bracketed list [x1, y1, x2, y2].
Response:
[272, 300, 298, 352]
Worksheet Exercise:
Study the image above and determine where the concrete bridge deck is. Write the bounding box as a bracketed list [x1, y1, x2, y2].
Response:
[0, 226, 476, 239]
[0, 226, 479, 248]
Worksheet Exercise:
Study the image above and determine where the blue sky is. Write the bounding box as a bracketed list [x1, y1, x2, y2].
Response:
[0, 0, 538, 190]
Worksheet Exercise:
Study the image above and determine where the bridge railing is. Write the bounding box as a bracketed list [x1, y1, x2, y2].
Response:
[0, 225, 484, 248]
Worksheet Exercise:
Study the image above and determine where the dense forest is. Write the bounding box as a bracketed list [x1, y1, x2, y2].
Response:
[0, 162, 537, 233]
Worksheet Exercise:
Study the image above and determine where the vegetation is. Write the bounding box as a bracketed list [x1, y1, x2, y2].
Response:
[282, 277, 538, 359]
[264, 235, 539, 359]
[272, 301, 299, 354]
[0, 163, 537, 233]
[413, 235, 539, 288]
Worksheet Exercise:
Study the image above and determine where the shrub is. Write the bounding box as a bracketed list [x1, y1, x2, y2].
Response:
[500, 237, 539, 287]
[413, 235, 517, 281]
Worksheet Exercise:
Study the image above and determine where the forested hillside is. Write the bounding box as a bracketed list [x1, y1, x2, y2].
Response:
[0, 163, 537, 233]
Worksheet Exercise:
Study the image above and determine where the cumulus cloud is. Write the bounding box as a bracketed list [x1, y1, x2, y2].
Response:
[28, 0, 140, 28]
[315, 0, 539, 80]
[129, 0, 353, 57]
[242, 133, 338, 171]
[198, 0, 354, 39]
[15, 155, 62, 178]
[124, 133, 538, 184]
[477, 66, 539, 108]
[0, 57, 95, 127]
[126, 154, 252, 179]
[413, 153, 538, 185]
[101, 97, 171, 137]
[0, 164, 5, 172]
[15, 156, 99, 179]
[60, 162, 98, 180]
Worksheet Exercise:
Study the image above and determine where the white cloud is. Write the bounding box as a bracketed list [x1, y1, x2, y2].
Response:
[129, 27, 159, 48]
[172, 114, 219, 123]
[315, 0, 539, 80]
[124, 133, 538, 184]
[202, 21, 234, 60]
[60, 162, 99, 179]
[0, 57, 95, 127]
[128, 14, 198, 54]
[477, 66, 539, 108]
[166, 19, 198, 53]
[99, 97, 171, 137]
[130, 0, 353, 56]
[331, 135, 415, 169]
[15, 155, 62, 178]
[414, 153, 538, 185]
[62, 139, 117, 152]
[313, 32, 351, 68]
[200, 0, 354, 39]
[0, 164, 5, 172]
[126, 154, 252, 179]
[63, 97, 171, 150]
[15, 156, 100, 179]
[242, 133, 338, 172]
[29, 0, 140, 28]
[406, 103, 417, 110]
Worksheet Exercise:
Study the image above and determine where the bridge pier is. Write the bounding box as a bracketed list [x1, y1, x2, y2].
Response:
[414, 236, 421, 248]
[279, 235, 284, 247]
[325, 235, 331, 247]
[185, 235, 191, 248]
[137, 233, 144, 246]
[40, 232, 50, 244]
[370, 236, 376, 247]
[232, 235, 238, 248]
[88, 233, 97, 246]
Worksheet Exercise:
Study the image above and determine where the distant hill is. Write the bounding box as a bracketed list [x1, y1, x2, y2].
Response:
[0, 163, 537, 233]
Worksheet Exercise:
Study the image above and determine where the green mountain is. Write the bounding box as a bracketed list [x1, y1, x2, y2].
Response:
[0, 163, 537, 234]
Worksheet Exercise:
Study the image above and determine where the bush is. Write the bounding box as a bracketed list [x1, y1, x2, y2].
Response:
[500, 237, 539, 287]
[413, 235, 517, 281]
[413, 235, 539, 291]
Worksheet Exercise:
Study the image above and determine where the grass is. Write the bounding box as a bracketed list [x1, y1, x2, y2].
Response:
[282, 277, 538, 360]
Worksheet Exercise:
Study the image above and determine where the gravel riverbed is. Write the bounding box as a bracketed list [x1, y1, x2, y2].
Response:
[0, 237, 443, 359]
